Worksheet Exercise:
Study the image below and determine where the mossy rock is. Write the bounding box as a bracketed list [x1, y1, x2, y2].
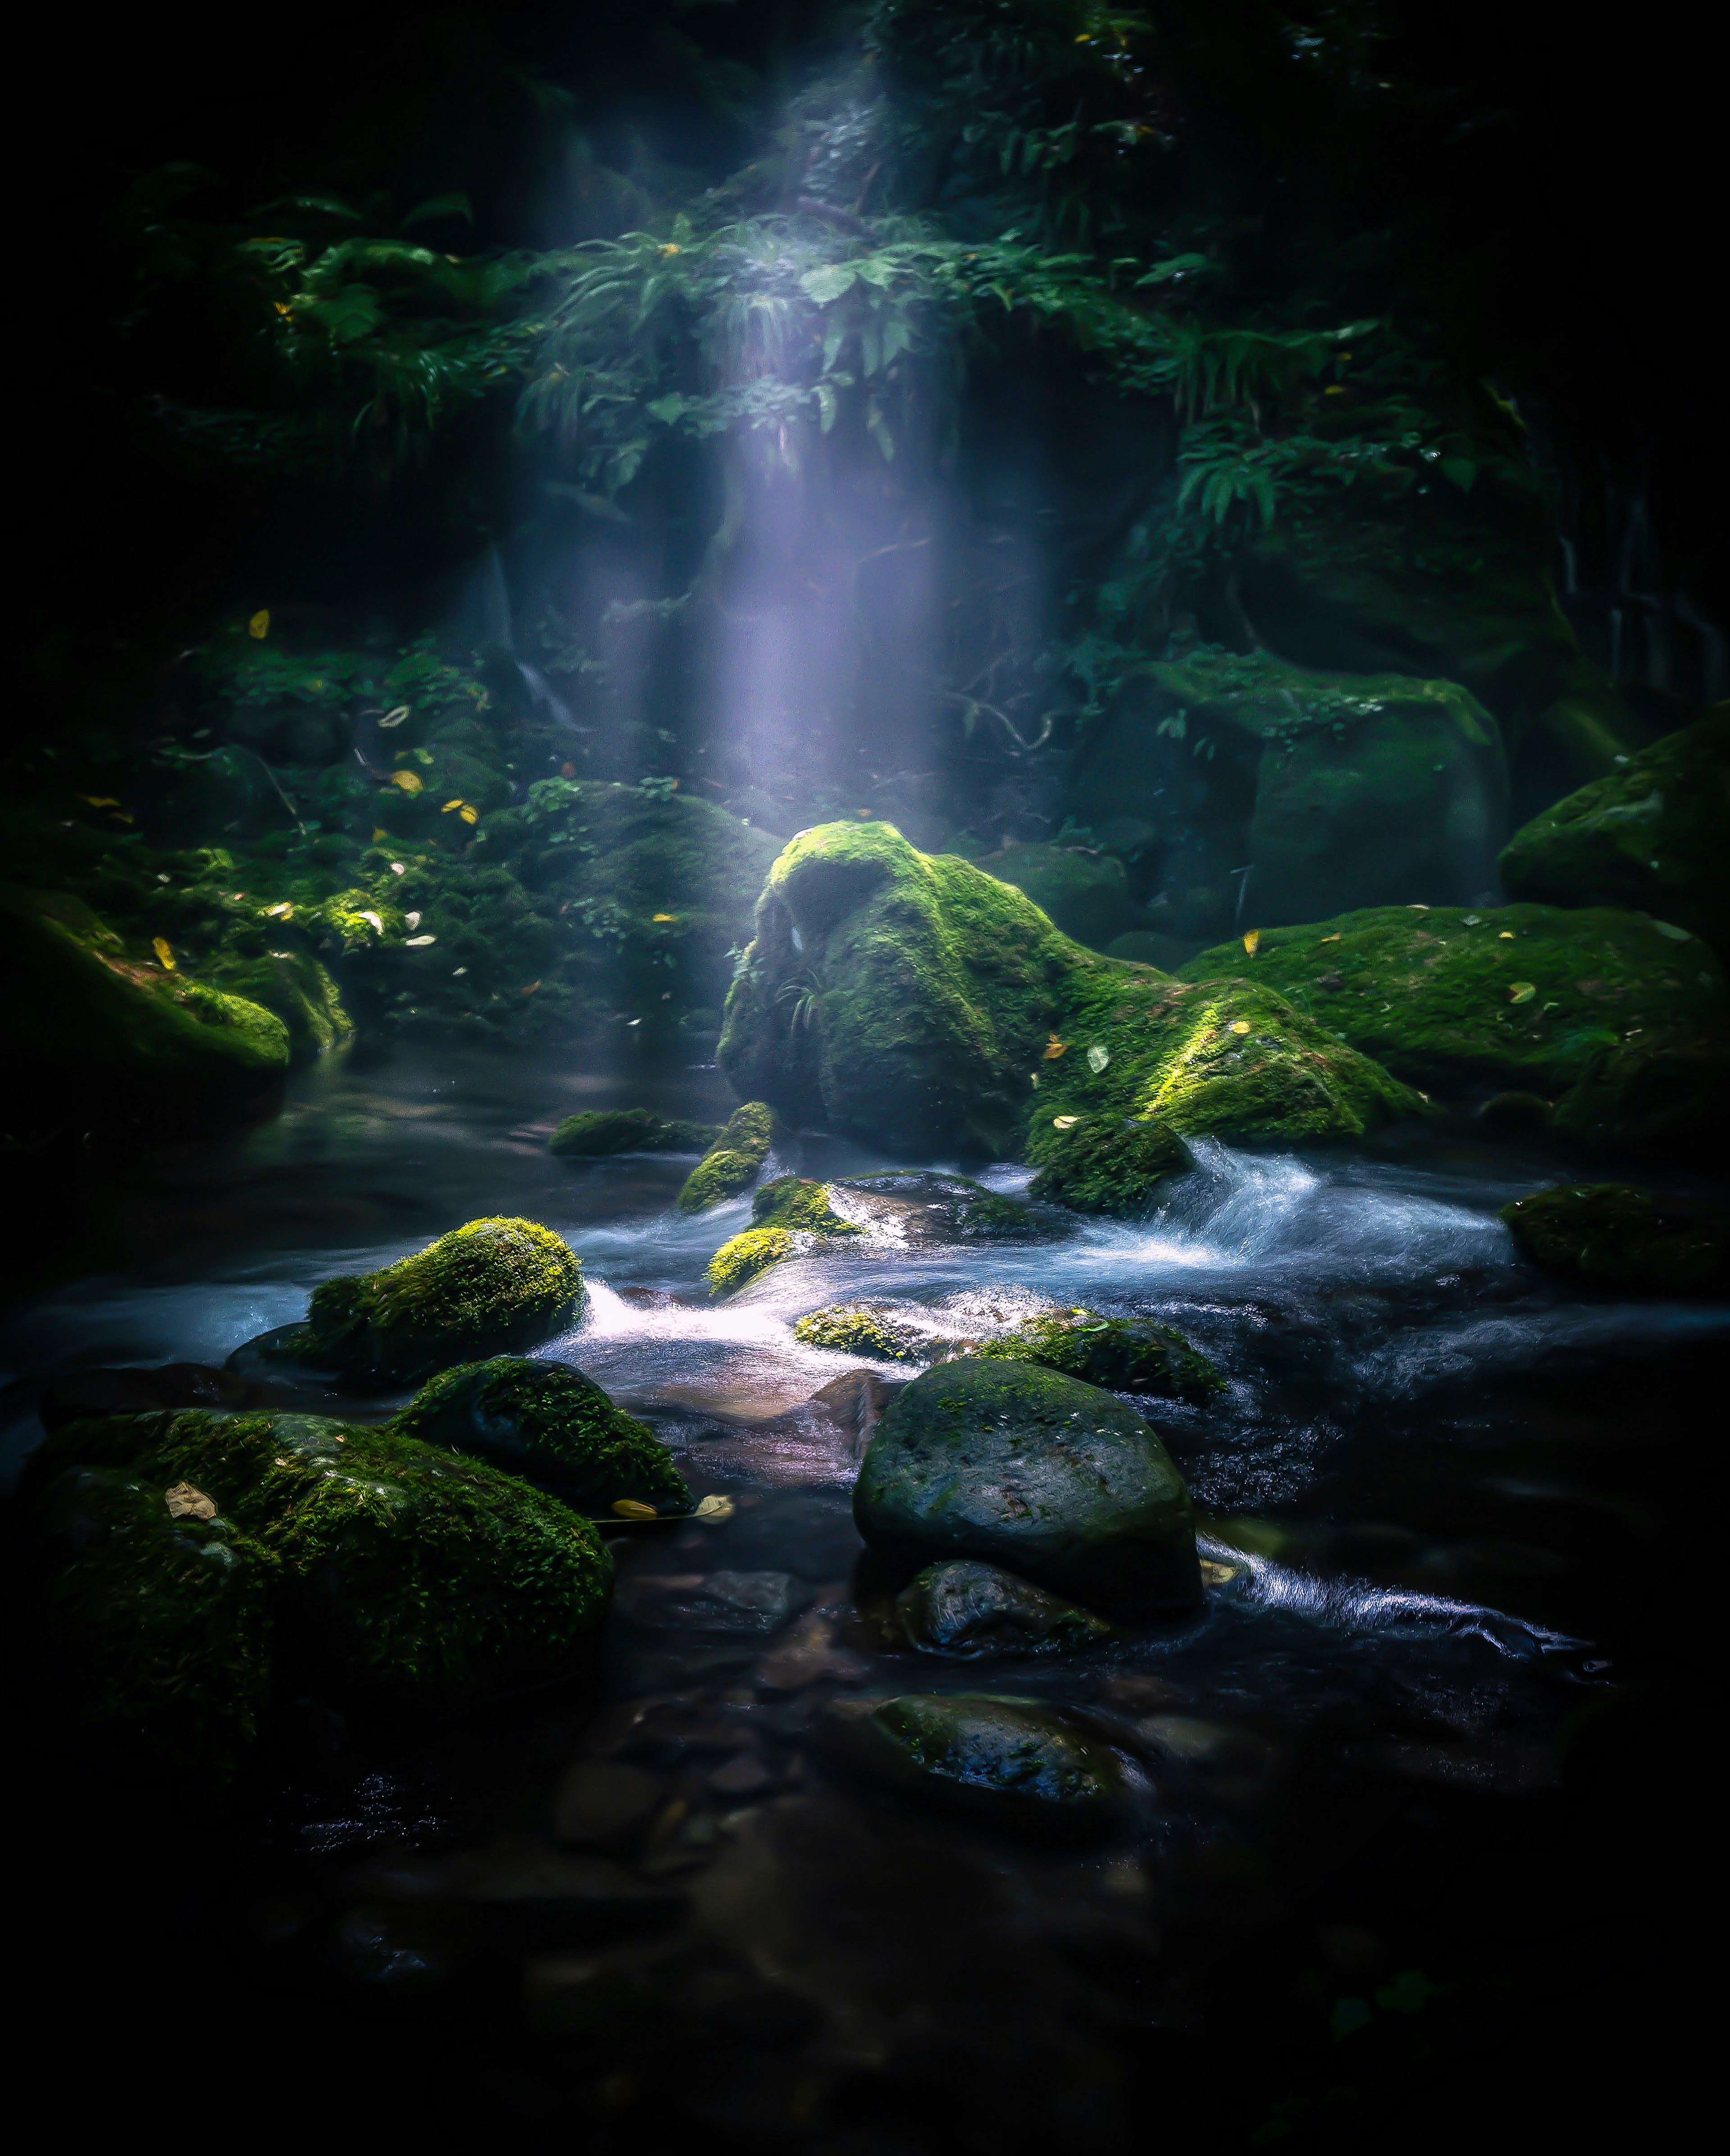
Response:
[971, 1310, 1225, 1404]
[972, 842, 1140, 951]
[830, 1169, 1041, 1242]
[676, 1101, 775, 1212]
[1179, 902, 1730, 1159]
[793, 1303, 929, 1362]
[549, 1108, 719, 1158]
[388, 1357, 691, 1514]
[23, 1463, 277, 1793]
[829, 1692, 1129, 1841]
[284, 1217, 584, 1383]
[23, 1409, 612, 1744]
[1025, 1116, 1191, 1217]
[1, 884, 290, 1139]
[718, 821, 1418, 1162]
[893, 1560, 1112, 1657]
[706, 1223, 794, 1296]
[704, 1174, 862, 1295]
[853, 1358, 1201, 1615]
[205, 948, 351, 1059]
[1498, 712, 1730, 957]
[752, 1174, 861, 1236]
[1499, 1184, 1730, 1293]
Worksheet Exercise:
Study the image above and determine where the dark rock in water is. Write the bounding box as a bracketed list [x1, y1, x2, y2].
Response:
[894, 1559, 1112, 1656]
[970, 1310, 1225, 1403]
[388, 1356, 690, 1515]
[1476, 1090, 1553, 1133]
[853, 1358, 1202, 1615]
[549, 1108, 718, 1157]
[18, 1409, 612, 1783]
[614, 1569, 814, 1635]
[270, 1217, 584, 1384]
[828, 1692, 1131, 1840]
[676, 1101, 775, 1213]
[552, 1759, 666, 1848]
[832, 1169, 1051, 1243]
[1500, 1183, 1730, 1293]
[38, 1360, 252, 1433]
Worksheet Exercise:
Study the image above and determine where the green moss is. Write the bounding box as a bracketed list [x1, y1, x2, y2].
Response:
[205, 948, 351, 1058]
[26, 1408, 612, 1734]
[973, 841, 1138, 950]
[549, 1108, 719, 1157]
[719, 821, 1417, 1165]
[1499, 712, 1730, 955]
[288, 1217, 584, 1382]
[752, 1174, 861, 1237]
[389, 1357, 690, 1513]
[705, 1223, 792, 1296]
[793, 1303, 928, 1361]
[972, 1310, 1225, 1402]
[1180, 902, 1730, 1158]
[1499, 1184, 1730, 1293]
[675, 1100, 774, 1211]
[1026, 1115, 1190, 1216]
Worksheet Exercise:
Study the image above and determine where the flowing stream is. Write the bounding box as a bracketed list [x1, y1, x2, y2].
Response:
[5, 1040, 1721, 2140]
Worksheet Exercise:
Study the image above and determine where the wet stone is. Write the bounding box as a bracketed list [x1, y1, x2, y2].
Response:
[894, 1559, 1113, 1657]
[831, 1170, 1061, 1245]
[613, 1569, 815, 1635]
[552, 1759, 667, 1849]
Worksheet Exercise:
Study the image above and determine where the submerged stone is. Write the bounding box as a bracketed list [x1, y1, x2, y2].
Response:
[280, 1217, 584, 1383]
[550, 1108, 719, 1158]
[829, 1692, 1130, 1840]
[1500, 1184, 1730, 1293]
[971, 1310, 1225, 1404]
[676, 1101, 775, 1212]
[388, 1356, 690, 1514]
[894, 1559, 1112, 1656]
[830, 1169, 1045, 1242]
[853, 1358, 1202, 1615]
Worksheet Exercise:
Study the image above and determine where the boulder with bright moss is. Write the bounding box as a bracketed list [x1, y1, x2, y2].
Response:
[794, 1303, 929, 1362]
[893, 1560, 1112, 1657]
[1498, 712, 1730, 956]
[1499, 1184, 1730, 1293]
[854, 1357, 1202, 1615]
[388, 1357, 691, 1514]
[973, 841, 1141, 951]
[24, 1408, 613, 1742]
[550, 1108, 719, 1158]
[1179, 903, 1730, 1158]
[676, 1100, 775, 1212]
[206, 948, 352, 1059]
[281, 1217, 584, 1383]
[719, 820, 1418, 1164]
[704, 1175, 861, 1296]
[1024, 1115, 1189, 1216]
[828, 1692, 1130, 1840]
[972, 1310, 1225, 1403]
[3, 883, 291, 1139]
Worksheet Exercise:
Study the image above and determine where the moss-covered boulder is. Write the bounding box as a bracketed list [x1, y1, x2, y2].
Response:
[1024, 1115, 1191, 1216]
[893, 1560, 1112, 1657]
[1179, 903, 1730, 1158]
[793, 1303, 929, 1362]
[205, 948, 352, 1059]
[1068, 652, 1509, 927]
[972, 842, 1141, 950]
[719, 821, 1419, 1164]
[704, 1174, 861, 1295]
[853, 1358, 1201, 1615]
[1498, 712, 1730, 956]
[23, 1463, 277, 1792]
[388, 1357, 691, 1513]
[549, 1108, 718, 1158]
[21, 1409, 611, 1773]
[971, 1311, 1224, 1403]
[1499, 1184, 1730, 1293]
[2, 884, 290, 1138]
[676, 1101, 775, 1212]
[282, 1218, 584, 1383]
[828, 1692, 1130, 1840]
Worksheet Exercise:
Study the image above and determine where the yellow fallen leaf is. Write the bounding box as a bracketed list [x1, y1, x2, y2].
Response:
[1230, 1019, 1251, 1035]
[373, 828, 391, 842]
[522, 980, 541, 994]
[264, 901, 294, 919]
[1198, 1559, 1241, 1587]
[79, 795, 120, 809]
[389, 769, 424, 794]
[1043, 1035, 1069, 1060]
[248, 609, 270, 639]
[651, 913, 676, 923]
[442, 799, 465, 812]
[152, 937, 175, 970]
[1243, 928, 1261, 955]
[1053, 1114, 1080, 1128]
[694, 1493, 736, 1524]
[612, 1498, 658, 1519]
[1508, 982, 1536, 1004]
[459, 805, 479, 825]
[1319, 933, 1341, 944]
[164, 1482, 215, 1520]
[1499, 931, 1515, 940]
